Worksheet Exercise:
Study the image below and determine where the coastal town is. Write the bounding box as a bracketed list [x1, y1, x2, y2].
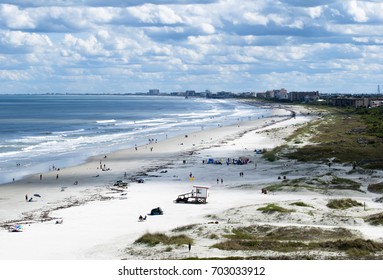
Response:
[46, 87, 383, 108]
[147, 87, 383, 108]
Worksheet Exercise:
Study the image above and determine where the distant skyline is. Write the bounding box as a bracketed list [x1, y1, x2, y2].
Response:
[1, 0, 383, 94]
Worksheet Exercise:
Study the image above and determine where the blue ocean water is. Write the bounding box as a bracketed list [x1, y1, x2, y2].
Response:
[0, 94, 270, 184]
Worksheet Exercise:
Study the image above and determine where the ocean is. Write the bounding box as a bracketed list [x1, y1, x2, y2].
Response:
[0, 94, 271, 184]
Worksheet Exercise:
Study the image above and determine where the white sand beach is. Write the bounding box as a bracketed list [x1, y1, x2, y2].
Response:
[1, 104, 382, 260]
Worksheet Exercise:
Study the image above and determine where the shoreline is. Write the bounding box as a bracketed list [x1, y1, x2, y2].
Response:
[3, 103, 382, 259]
[0, 104, 293, 225]
[0, 103, 290, 190]
[0, 95, 269, 186]
[0, 104, 300, 256]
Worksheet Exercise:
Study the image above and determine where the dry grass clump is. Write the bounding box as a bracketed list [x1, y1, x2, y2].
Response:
[171, 224, 198, 232]
[367, 182, 383, 194]
[257, 204, 293, 213]
[265, 176, 361, 193]
[290, 202, 313, 208]
[364, 212, 383, 226]
[314, 239, 383, 258]
[326, 199, 363, 210]
[212, 225, 383, 259]
[135, 232, 193, 247]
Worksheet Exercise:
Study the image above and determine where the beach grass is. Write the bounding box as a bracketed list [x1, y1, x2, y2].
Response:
[364, 212, 383, 226]
[280, 107, 383, 168]
[326, 198, 363, 210]
[257, 204, 293, 213]
[171, 224, 199, 232]
[312, 239, 383, 258]
[211, 225, 382, 258]
[264, 176, 361, 193]
[212, 239, 306, 252]
[262, 145, 287, 162]
[290, 202, 313, 208]
[134, 232, 193, 247]
[367, 182, 383, 194]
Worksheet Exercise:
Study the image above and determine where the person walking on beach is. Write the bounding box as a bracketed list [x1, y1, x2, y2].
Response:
[39, 174, 42, 180]
[25, 194, 28, 201]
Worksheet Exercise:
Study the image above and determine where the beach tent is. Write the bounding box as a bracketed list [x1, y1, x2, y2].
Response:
[150, 207, 163, 215]
[239, 157, 250, 164]
[8, 224, 23, 232]
[207, 158, 215, 164]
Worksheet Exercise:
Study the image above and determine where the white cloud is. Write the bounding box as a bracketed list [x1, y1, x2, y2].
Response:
[0, 30, 52, 52]
[63, 34, 109, 57]
[199, 23, 215, 34]
[0, 69, 30, 81]
[0, 4, 35, 29]
[0, 0, 382, 93]
[345, 0, 368, 22]
[307, 6, 324, 18]
[127, 4, 183, 25]
[243, 12, 269, 26]
[343, 1, 383, 23]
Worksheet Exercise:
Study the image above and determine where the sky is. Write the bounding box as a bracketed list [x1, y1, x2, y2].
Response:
[0, 0, 383, 94]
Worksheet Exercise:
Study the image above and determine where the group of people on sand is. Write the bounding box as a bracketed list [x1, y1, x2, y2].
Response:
[25, 194, 33, 202]
[138, 215, 147, 222]
[49, 164, 60, 172]
[99, 160, 110, 171]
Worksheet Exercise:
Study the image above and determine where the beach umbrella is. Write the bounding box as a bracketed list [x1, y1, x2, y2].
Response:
[33, 194, 41, 198]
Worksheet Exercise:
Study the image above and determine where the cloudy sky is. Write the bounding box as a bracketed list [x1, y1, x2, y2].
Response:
[0, 0, 383, 94]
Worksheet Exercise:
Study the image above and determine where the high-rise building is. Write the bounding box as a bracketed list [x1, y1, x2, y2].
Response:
[148, 89, 160, 95]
